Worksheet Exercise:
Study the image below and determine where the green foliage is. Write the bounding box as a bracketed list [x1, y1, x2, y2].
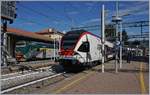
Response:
[122, 30, 128, 42]
[105, 24, 116, 38]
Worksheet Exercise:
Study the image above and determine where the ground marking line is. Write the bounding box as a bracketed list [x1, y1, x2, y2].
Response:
[54, 71, 94, 94]
[139, 63, 146, 94]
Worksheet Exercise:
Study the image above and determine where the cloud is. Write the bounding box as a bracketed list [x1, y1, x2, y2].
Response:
[132, 10, 149, 16]
[23, 22, 35, 25]
[53, 21, 59, 24]
[85, 18, 100, 24]
[119, 1, 147, 8]
[116, 2, 149, 17]
[85, 2, 98, 12]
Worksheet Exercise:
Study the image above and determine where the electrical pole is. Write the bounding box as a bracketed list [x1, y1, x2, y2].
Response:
[53, 30, 56, 62]
[101, 5, 105, 73]
[1, 19, 8, 66]
[112, 1, 122, 73]
[119, 21, 122, 68]
[115, 22, 119, 73]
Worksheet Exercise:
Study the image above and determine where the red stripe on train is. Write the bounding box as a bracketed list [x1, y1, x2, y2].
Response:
[59, 49, 74, 56]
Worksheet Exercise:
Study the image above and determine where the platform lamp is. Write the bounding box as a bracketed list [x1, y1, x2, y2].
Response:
[112, 1, 122, 73]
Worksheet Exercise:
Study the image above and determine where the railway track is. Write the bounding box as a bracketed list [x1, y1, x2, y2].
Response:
[1, 59, 101, 94]
[19, 59, 53, 64]
[1, 72, 66, 94]
[1, 64, 87, 94]
[1, 66, 50, 79]
[1, 59, 56, 75]
[1, 64, 66, 93]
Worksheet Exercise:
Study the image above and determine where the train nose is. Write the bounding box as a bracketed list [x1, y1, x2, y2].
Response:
[59, 50, 75, 56]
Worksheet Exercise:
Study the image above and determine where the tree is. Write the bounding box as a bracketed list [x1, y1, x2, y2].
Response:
[118, 29, 128, 45]
[105, 24, 116, 41]
[122, 29, 128, 42]
[105, 25, 128, 44]
[132, 40, 140, 46]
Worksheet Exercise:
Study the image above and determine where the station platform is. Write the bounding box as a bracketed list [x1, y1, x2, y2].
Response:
[31, 60, 149, 94]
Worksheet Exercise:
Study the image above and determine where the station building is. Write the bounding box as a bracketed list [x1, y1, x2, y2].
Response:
[36, 28, 64, 60]
[1, 27, 64, 66]
[36, 28, 64, 41]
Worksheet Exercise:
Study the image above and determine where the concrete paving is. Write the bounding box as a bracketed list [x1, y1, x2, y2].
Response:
[29, 60, 149, 94]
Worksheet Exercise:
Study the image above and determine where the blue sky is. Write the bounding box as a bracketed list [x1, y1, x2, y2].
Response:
[9, 1, 149, 36]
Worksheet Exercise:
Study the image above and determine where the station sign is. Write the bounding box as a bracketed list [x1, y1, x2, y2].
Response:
[1, 1, 16, 22]
[115, 41, 121, 50]
[116, 41, 120, 46]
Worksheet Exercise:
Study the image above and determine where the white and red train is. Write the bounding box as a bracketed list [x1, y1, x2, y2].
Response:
[59, 30, 114, 70]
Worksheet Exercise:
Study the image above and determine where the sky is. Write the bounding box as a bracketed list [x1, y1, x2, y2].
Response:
[8, 1, 149, 36]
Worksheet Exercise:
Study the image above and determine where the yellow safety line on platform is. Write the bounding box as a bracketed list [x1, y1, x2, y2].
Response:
[139, 63, 146, 94]
[53, 71, 94, 94]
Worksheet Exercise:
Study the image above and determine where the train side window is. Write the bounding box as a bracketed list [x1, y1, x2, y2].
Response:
[78, 41, 90, 52]
[97, 44, 101, 50]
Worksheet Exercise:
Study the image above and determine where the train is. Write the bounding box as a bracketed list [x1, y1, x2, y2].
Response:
[15, 41, 59, 61]
[59, 30, 114, 70]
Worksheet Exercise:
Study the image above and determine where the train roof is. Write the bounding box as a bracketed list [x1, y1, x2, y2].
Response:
[62, 29, 114, 49]
[66, 29, 100, 38]
[67, 29, 87, 34]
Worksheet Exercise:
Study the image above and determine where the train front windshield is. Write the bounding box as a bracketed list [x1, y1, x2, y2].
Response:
[62, 30, 85, 50]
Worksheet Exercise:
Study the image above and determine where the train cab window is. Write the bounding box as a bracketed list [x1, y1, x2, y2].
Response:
[78, 41, 90, 52]
[61, 30, 87, 50]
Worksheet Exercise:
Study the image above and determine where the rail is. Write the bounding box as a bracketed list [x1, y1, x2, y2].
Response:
[1, 71, 65, 94]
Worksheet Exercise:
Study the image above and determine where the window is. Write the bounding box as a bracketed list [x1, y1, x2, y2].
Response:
[78, 41, 90, 52]
[62, 30, 85, 50]
[97, 44, 101, 50]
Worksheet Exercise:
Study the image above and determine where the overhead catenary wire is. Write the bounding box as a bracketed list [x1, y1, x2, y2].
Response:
[63, 4, 76, 29]
[16, 4, 52, 28]
[39, 4, 71, 26]
[72, 21, 149, 30]
[18, 17, 50, 27]
[17, 3, 64, 28]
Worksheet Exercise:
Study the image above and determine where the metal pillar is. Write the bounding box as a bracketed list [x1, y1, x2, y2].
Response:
[115, 2, 119, 73]
[1, 19, 8, 66]
[53, 32, 56, 62]
[115, 23, 119, 73]
[119, 22, 122, 69]
[58, 37, 61, 53]
[101, 5, 105, 73]
[7, 35, 15, 58]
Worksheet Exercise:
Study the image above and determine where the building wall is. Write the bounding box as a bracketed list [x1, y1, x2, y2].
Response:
[42, 34, 62, 41]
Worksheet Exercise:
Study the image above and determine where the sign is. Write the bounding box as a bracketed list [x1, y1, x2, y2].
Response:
[1, 1, 16, 21]
[116, 41, 120, 46]
[115, 41, 121, 50]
